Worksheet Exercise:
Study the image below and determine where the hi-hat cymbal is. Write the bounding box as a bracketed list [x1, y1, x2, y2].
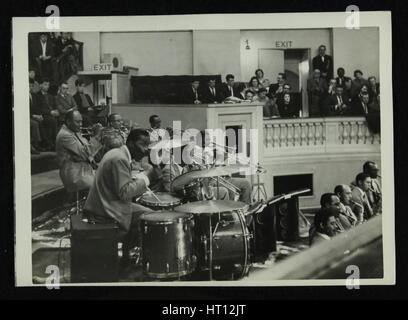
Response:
[175, 200, 248, 215]
[171, 166, 241, 190]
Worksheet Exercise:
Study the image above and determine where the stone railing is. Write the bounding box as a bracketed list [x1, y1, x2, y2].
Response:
[263, 117, 380, 160]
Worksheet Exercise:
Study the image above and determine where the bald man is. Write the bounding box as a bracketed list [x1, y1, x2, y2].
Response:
[334, 184, 364, 226]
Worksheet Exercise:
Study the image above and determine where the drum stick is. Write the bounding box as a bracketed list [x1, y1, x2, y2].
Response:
[146, 187, 163, 203]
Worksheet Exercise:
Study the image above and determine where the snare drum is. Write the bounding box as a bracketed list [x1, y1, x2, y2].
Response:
[139, 192, 182, 210]
[176, 200, 252, 280]
[139, 211, 196, 279]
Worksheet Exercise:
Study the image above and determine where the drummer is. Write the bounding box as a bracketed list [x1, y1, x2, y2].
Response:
[192, 131, 252, 204]
[161, 145, 230, 201]
[84, 128, 155, 269]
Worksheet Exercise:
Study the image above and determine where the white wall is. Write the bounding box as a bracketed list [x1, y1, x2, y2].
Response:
[193, 30, 241, 81]
[240, 29, 331, 82]
[332, 27, 379, 80]
[72, 32, 101, 71]
[100, 31, 193, 75]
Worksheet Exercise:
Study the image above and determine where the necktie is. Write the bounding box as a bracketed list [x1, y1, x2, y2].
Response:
[338, 95, 343, 105]
[193, 88, 197, 100]
[229, 86, 233, 97]
[211, 88, 215, 97]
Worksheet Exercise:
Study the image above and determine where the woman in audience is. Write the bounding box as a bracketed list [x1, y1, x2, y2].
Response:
[255, 69, 265, 85]
[245, 90, 255, 101]
[248, 76, 261, 94]
[278, 93, 298, 118]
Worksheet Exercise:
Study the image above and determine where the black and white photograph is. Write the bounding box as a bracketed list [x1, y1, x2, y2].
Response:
[12, 11, 394, 287]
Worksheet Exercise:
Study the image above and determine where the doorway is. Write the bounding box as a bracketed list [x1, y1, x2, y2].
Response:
[258, 48, 311, 117]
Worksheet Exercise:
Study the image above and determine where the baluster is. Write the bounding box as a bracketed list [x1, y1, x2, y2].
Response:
[342, 122, 349, 144]
[349, 121, 356, 144]
[265, 124, 273, 147]
[293, 123, 300, 146]
[280, 124, 287, 147]
[272, 124, 279, 148]
[314, 122, 321, 145]
[321, 122, 326, 144]
[287, 123, 293, 146]
[307, 123, 314, 145]
[356, 121, 364, 144]
[339, 121, 345, 144]
[300, 123, 307, 146]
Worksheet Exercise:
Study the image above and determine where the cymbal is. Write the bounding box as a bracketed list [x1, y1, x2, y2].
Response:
[175, 200, 248, 215]
[171, 166, 241, 190]
[149, 139, 189, 150]
[228, 164, 268, 176]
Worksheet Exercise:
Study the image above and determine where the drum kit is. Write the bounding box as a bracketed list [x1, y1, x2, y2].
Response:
[136, 138, 269, 281]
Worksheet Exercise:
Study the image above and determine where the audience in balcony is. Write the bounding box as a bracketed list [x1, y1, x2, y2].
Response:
[54, 32, 82, 83]
[351, 92, 371, 116]
[268, 73, 287, 98]
[30, 79, 44, 154]
[278, 93, 298, 118]
[312, 45, 333, 80]
[73, 79, 96, 126]
[367, 76, 380, 105]
[200, 78, 222, 104]
[335, 67, 351, 89]
[255, 68, 265, 84]
[182, 79, 202, 104]
[255, 88, 279, 118]
[261, 79, 271, 95]
[30, 32, 55, 80]
[351, 69, 369, 98]
[219, 74, 240, 101]
[29, 69, 41, 93]
[56, 82, 78, 123]
[325, 86, 351, 116]
[248, 76, 261, 94]
[307, 69, 327, 116]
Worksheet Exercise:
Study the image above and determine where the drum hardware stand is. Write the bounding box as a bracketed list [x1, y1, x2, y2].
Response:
[252, 164, 267, 203]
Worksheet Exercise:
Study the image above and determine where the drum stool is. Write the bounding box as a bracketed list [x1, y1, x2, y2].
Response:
[70, 214, 119, 283]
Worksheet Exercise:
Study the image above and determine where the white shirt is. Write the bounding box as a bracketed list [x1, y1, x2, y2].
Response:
[149, 128, 167, 143]
[41, 41, 47, 57]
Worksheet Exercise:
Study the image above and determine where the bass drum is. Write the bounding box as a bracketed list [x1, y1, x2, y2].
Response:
[175, 200, 252, 280]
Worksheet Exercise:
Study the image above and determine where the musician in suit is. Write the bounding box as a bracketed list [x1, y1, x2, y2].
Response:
[309, 193, 349, 246]
[312, 45, 333, 80]
[55, 82, 78, 123]
[84, 128, 154, 267]
[219, 74, 240, 101]
[181, 79, 202, 104]
[363, 161, 382, 215]
[35, 78, 59, 150]
[325, 86, 351, 116]
[56, 110, 95, 195]
[200, 78, 222, 104]
[334, 184, 364, 226]
[30, 33, 55, 79]
[352, 173, 374, 220]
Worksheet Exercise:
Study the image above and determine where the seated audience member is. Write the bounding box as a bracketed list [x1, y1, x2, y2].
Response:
[335, 67, 351, 89]
[363, 161, 382, 215]
[73, 79, 100, 126]
[54, 32, 81, 82]
[312, 45, 333, 80]
[148, 115, 169, 144]
[326, 86, 350, 116]
[262, 79, 271, 95]
[309, 193, 345, 246]
[29, 79, 43, 154]
[278, 93, 298, 118]
[200, 78, 221, 104]
[334, 184, 364, 226]
[248, 76, 261, 94]
[56, 110, 95, 193]
[254, 88, 279, 118]
[31, 32, 55, 80]
[269, 73, 286, 97]
[84, 129, 154, 269]
[182, 79, 202, 104]
[275, 83, 292, 104]
[343, 78, 353, 104]
[29, 69, 41, 93]
[219, 74, 239, 101]
[36, 78, 59, 150]
[56, 82, 78, 123]
[351, 70, 369, 98]
[307, 69, 327, 116]
[367, 76, 380, 105]
[237, 83, 248, 100]
[326, 78, 337, 96]
[352, 172, 374, 220]
[351, 92, 371, 116]
[255, 69, 265, 84]
[245, 90, 255, 101]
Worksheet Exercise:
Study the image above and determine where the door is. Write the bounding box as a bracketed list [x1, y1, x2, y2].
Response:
[258, 49, 285, 82]
[298, 49, 310, 117]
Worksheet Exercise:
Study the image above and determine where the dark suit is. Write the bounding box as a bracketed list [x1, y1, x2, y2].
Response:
[219, 83, 239, 101]
[181, 86, 202, 104]
[351, 98, 370, 117]
[200, 86, 222, 103]
[325, 93, 351, 116]
[35, 91, 58, 147]
[312, 54, 333, 79]
[335, 76, 351, 89]
[30, 40, 55, 79]
[73, 92, 94, 114]
[278, 101, 298, 118]
[56, 93, 78, 121]
[268, 83, 284, 98]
